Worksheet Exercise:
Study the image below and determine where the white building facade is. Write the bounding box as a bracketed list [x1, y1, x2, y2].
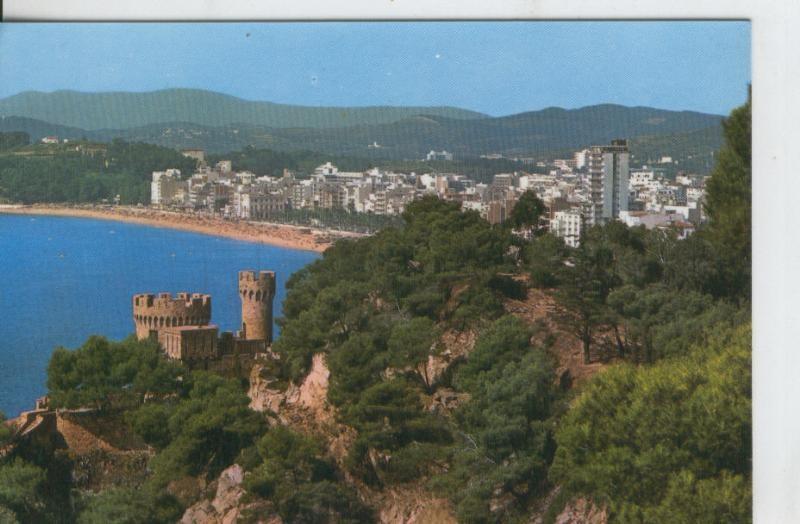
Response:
[588, 140, 630, 226]
[550, 209, 583, 248]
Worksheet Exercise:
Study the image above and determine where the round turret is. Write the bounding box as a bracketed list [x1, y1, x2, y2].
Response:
[238, 270, 276, 343]
[132, 292, 212, 340]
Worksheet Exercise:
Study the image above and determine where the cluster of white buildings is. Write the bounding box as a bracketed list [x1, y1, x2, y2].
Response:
[150, 142, 707, 243]
[529, 140, 705, 246]
[150, 155, 525, 224]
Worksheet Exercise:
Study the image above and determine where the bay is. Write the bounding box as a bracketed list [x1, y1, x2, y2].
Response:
[0, 214, 319, 417]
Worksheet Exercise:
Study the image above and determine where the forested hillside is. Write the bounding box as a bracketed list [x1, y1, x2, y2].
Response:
[0, 91, 722, 163]
[0, 96, 750, 523]
[0, 140, 197, 204]
[84, 104, 720, 159]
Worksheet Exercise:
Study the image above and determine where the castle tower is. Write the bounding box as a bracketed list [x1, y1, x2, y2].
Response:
[132, 292, 212, 340]
[238, 270, 276, 343]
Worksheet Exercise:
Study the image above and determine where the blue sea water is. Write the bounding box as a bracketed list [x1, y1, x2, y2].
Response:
[0, 214, 319, 417]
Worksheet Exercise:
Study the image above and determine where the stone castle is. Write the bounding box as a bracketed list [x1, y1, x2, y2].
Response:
[133, 270, 275, 367]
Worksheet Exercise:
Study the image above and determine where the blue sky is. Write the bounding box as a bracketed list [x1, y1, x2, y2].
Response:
[0, 22, 750, 116]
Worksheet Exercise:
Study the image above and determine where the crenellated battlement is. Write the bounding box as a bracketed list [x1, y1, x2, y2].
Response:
[238, 270, 275, 290]
[131, 269, 275, 360]
[133, 292, 212, 309]
[132, 292, 212, 340]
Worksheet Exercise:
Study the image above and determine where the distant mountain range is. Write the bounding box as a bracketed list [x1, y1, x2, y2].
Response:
[0, 116, 87, 141]
[0, 89, 725, 168]
[0, 89, 486, 130]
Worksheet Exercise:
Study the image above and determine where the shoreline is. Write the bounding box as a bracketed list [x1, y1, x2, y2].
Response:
[0, 204, 366, 253]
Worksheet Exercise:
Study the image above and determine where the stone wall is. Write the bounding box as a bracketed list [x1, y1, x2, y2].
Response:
[133, 292, 212, 340]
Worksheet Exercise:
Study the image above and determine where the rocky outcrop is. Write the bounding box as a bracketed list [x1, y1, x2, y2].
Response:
[248, 353, 332, 425]
[378, 487, 457, 524]
[425, 388, 470, 416]
[180, 464, 280, 524]
[504, 288, 607, 386]
[248, 353, 355, 467]
[553, 498, 608, 524]
[425, 329, 477, 387]
[247, 351, 466, 524]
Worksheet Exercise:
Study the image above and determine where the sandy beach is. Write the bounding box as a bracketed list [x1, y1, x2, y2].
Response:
[0, 204, 365, 253]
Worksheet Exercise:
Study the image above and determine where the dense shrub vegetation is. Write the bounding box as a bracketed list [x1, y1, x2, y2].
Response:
[0, 131, 30, 151]
[550, 325, 751, 522]
[46, 336, 186, 409]
[431, 316, 560, 523]
[540, 94, 752, 521]
[244, 426, 373, 523]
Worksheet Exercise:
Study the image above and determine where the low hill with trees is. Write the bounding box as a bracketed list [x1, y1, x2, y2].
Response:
[0, 139, 197, 204]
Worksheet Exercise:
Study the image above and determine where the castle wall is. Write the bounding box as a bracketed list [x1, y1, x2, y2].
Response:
[233, 338, 268, 355]
[238, 270, 275, 343]
[132, 292, 211, 340]
[158, 325, 219, 361]
[130, 270, 275, 371]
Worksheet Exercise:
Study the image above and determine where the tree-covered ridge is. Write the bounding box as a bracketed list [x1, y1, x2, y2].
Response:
[0, 131, 30, 151]
[0, 139, 197, 204]
[550, 324, 751, 523]
[704, 94, 751, 300]
[267, 96, 752, 522]
[2, 335, 367, 523]
[1, 93, 722, 161]
[537, 94, 752, 522]
[0, 89, 486, 131]
[275, 197, 516, 379]
[46, 336, 185, 409]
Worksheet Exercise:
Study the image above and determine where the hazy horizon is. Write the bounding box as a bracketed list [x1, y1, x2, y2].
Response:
[0, 22, 750, 116]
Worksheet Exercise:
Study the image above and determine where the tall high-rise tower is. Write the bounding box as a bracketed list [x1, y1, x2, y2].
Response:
[588, 139, 630, 226]
[238, 270, 276, 343]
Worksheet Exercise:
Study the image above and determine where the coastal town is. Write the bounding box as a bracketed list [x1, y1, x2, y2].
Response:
[0, 18, 759, 524]
[148, 140, 705, 246]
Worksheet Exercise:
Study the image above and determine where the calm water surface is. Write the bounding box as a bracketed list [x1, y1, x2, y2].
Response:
[0, 214, 319, 417]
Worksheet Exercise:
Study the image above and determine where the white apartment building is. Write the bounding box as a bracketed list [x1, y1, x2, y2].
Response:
[418, 174, 436, 191]
[662, 204, 701, 223]
[629, 169, 657, 187]
[574, 149, 591, 170]
[320, 171, 365, 185]
[314, 162, 338, 176]
[550, 209, 583, 248]
[151, 169, 184, 205]
[588, 140, 630, 226]
[232, 191, 286, 220]
[290, 180, 314, 209]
